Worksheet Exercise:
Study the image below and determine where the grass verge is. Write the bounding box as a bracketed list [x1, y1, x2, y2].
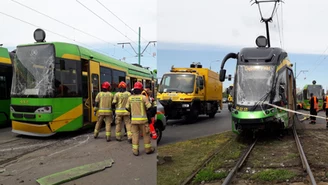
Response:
[250, 169, 296, 181]
[157, 131, 236, 185]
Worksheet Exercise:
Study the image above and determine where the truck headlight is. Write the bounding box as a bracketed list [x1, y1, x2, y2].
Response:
[182, 104, 190, 108]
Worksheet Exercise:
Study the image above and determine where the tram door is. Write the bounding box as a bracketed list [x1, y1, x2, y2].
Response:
[89, 61, 100, 123]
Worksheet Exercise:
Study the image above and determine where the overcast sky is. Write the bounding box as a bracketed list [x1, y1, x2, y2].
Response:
[0, 0, 156, 70]
[158, 0, 328, 55]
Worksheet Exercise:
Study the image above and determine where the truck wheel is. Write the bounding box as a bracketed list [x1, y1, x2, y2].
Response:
[155, 127, 162, 144]
[209, 113, 215, 118]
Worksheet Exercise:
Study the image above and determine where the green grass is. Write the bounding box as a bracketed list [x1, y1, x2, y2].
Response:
[191, 138, 246, 184]
[193, 169, 227, 183]
[157, 131, 236, 185]
[251, 169, 296, 181]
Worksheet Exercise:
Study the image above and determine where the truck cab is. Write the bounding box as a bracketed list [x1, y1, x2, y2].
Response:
[157, 62, 222, 122]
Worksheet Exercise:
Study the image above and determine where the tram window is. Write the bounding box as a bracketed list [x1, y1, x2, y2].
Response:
[112, 69, 126, 92]
[273, 69, 286, 103]
[0, 76, 7, 99]
[92, 74, 99, 100]
[145, 80, 152, 89]
[54, 59, 82, 97]
[100, 67, 112, 85]
[126, 78, 131, 91]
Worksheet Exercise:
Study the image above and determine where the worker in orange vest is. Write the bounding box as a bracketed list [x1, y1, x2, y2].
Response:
[324, 94, 328, 127]
[309, 93, 319, 124]
[126, 82, 155, 156]
[93, 81, 114, 141]
[112, 81, 132, 142]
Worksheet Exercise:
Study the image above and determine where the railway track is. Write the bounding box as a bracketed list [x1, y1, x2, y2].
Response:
[221, 125, 317, 185]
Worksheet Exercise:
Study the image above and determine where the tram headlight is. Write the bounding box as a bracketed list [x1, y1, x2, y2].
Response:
[182, 104, 190, 108]
[35, 106, 52, 113]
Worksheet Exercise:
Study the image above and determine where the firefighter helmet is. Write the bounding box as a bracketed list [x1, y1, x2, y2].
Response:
[118, 81, 127, 88]
[101, 81, 111, 89]
[133, 81, 143, 90]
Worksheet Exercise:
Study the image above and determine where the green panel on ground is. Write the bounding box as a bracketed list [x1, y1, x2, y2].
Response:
[36, 159, 114, 185]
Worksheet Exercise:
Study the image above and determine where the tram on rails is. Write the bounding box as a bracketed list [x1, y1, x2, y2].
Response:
[219, 36, 297, 134]
[0, 47, 14, 127]
[10, 29, 157, 137]
[296, 81, 324, 110]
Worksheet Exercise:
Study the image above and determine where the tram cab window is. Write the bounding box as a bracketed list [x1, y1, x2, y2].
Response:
[54, 59, 81, 97]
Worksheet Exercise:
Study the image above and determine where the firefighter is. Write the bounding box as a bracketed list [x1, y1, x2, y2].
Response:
[126, 82, 156, 156]
[93, 81, 114, 142]
[324, 93, 328, 127]
[112, 81, 132, 142]
[309, 93, 319, 124]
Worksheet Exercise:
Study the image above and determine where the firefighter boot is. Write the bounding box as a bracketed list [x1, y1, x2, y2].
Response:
[94, 129, 99, 139]
[132, 144, 139, 156]
[145, 143, 155, 154]
[116, 132, 122, 142]
[106, 132, 111, 142]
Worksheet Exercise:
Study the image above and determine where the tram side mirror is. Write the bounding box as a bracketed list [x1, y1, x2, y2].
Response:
[219, 69, 226, 82]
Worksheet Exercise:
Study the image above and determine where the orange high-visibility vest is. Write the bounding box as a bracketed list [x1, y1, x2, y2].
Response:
[326, 96, 328, 109]
[313, 96, 318, 111]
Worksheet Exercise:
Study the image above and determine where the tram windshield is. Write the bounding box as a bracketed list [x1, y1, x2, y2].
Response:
[236, 65, 275, 106]
[307, 85, 322, 99]
[158, 74, 195, 93]
[11, 44, 55, 97]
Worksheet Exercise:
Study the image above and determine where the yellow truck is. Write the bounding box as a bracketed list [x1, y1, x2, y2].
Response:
[157, 62, 223, 122]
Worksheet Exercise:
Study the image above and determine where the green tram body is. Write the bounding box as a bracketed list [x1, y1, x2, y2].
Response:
[10, 42, 156, 137]
[220, 47, 297, 134]
[296, 84, 324, 110]
[0, 47, 13, 127]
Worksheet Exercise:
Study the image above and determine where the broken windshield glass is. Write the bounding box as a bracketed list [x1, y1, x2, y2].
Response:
[236, 65, 275, 106]
[158, 74, 195, 93]
[11, 44, 55, 97]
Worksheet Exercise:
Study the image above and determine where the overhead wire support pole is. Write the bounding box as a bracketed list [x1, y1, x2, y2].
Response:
[118, 27, 157, 65]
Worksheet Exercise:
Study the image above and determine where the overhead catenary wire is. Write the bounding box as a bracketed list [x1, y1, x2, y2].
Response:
[94, 0, 155, 58]
[0, 11, 113, 57]
[95, 0, 148, 42]
[8, 0, 136, 57]
[76, 0, 140, 49]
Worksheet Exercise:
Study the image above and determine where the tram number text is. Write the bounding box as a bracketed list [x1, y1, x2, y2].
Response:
[20, 100, 29, 104]
[236, 106, 248, 111]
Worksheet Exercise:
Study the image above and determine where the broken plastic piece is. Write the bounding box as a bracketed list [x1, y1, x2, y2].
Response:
[36, 159, 114, 185]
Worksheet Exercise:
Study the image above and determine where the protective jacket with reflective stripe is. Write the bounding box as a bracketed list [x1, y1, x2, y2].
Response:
[126, 94, 152, 124]
[113, 91, 131, 116]
[95, 91, 114, 116]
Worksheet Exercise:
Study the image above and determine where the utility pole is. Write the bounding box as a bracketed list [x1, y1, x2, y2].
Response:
[294, 62, 296, 78]
[118, 27, 156, 65]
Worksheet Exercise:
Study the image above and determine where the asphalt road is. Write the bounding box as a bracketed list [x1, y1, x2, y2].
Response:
[0, 126, 156, 185]
[159, 103, 232, 146]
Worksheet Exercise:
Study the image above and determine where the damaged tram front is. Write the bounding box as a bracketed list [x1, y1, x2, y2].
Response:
[219, 36, 296, 134]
